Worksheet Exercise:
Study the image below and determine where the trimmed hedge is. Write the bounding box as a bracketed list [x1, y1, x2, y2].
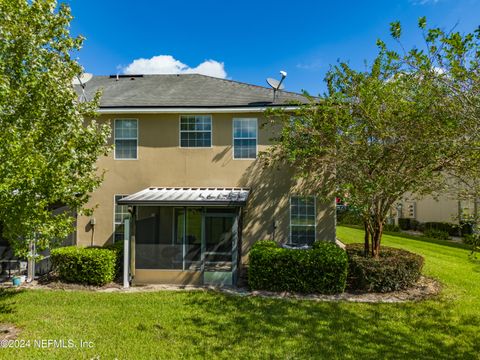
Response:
[398, 218, 421, 231]
[423, 222, 460, 237]
[337, 209, 363, 226]
[103, 241, 124, 278]
[248, 240, 348, 294]
[51, 246, 118, 286]
[346, 243, 424, 293]
[398, 219, 468, 236]
[423, 228, 450, 240]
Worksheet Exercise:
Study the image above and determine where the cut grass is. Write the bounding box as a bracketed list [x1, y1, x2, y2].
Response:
[0, 226, 479, 359]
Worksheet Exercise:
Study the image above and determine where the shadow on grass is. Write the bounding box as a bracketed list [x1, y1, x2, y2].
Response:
[175, 291, 480, 359]
[341, 225, 471, 251]
[0, 288, 22, 315]
[468, 257, 480, 273]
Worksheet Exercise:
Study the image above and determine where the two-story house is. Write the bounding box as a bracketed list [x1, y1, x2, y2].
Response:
[77, 74, 336, 286]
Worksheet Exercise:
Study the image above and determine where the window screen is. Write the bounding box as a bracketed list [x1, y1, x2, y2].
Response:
[114, 119, 138, 159]
[290, 196, 316, 245]
[180, 115, 212, 147]
[233, 118, 257, 159]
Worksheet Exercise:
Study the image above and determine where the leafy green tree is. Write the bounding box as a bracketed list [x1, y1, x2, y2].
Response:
[447, 155, 480, 256]
[388, 18, 480, 250]
[408, 19, 480, 248]
[265, 18, 479, 257]
[0, 0, 110, 256]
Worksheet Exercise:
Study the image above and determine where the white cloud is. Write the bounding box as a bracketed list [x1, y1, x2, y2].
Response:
[123, 55, 227, 78]
[296, 61, 322, 70]
[411, 0, 440, 5]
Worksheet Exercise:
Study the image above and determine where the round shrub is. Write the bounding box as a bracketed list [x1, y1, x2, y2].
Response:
[346, 243, 424, 293]
[51, 246, 118, 286]
[248, 241, 348, 294]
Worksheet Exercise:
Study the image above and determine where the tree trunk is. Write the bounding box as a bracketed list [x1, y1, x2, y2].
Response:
[371, 231, 375, 256]
[372, 221, 383, 258]
[364, 221, 370, 256]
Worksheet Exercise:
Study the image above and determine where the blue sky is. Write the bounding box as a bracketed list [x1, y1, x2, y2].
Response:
[68, 0, 480, 95]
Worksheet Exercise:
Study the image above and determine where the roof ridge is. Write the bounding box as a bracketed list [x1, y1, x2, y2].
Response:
[89, 73, 306, 97]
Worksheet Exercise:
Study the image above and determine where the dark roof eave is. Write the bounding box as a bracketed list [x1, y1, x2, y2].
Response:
[98, 104, 303, 109]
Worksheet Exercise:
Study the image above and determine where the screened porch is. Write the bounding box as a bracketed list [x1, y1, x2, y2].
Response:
[117, 187, 249, 286]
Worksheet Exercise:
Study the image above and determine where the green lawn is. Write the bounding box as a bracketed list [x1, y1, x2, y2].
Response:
[1, 226, 480, 359]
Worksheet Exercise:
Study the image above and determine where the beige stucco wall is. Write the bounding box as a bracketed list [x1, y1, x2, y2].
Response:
[76, 112, 336, 265]
[415, 196, 459, 224]
[400, 193, 462, 224]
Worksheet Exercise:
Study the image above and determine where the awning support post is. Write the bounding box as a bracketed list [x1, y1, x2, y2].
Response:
[123, 218, 130, 289]
[26, 234, 36, 283]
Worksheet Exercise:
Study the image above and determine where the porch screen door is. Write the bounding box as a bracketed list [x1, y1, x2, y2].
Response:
[202, 213, 238, 286]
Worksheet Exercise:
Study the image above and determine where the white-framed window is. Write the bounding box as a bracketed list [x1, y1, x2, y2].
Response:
[114, 195, 129, 242]
[114, 119, 138, 159]
[180, 115, 212, 147]
[233, 118, 257, 159]
[290, 196, 316, 245]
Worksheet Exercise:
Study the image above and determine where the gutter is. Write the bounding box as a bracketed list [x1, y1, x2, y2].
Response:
[97, 106, 300, 114]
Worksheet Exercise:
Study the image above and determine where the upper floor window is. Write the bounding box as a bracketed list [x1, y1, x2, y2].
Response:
[114, 195, 129, 242]
[114, 119, 138, 159]
[180, 115, 212, 147]
[233, 118, 257, 159]
[290, 196, 316, 246]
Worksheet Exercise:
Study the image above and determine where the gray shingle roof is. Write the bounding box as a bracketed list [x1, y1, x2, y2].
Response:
[80, 74, 308, 108]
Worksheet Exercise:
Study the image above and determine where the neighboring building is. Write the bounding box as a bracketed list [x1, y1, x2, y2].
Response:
[397, 194, 477, 224]
[76, 74, 336, 286]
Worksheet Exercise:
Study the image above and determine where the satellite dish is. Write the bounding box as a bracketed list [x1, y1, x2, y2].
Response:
[266, 70, 287, 101]
[72, 73, 93, 86]
[72, 73, 93, 102]
[266, 78, 285, 90]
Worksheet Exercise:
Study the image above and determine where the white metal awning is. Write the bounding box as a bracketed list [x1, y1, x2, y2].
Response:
[117, 187, 250, 206]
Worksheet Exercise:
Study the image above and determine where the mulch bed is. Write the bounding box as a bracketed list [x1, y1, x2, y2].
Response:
[221, 276, 441, 303]
[1, 274, 441, 303]
[35, 273, 123, 291]
[0, 273, 123, 292]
